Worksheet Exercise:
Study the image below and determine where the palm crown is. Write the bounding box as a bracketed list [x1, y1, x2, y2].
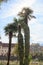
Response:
[4, 22, 17, 36]
[18, 7, 36, 24]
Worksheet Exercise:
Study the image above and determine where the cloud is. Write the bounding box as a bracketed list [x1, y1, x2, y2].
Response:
[29, 19, 43, 43]
[0, 0, 43, 44]
[32, 2, 43, 16]
[0, 0, 36, 19]
[1, 34, 17, 43]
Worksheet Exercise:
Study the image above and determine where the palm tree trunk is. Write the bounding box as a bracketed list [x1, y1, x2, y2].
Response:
[18, 25, 24, 65]
[7, 32, 12, 65]
[24, 26, 30, 65]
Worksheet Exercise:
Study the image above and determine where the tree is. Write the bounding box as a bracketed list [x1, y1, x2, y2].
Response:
[13, 18, 24, 65]
[4, 23, 17, 65]
[18, 7, 36, 65]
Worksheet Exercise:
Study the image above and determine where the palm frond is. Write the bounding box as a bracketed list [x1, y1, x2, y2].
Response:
[29, 15, 36, 19]
[22, 7, 33, 14]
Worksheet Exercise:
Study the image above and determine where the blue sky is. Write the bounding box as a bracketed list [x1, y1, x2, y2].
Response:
[0, 0, 43, 45]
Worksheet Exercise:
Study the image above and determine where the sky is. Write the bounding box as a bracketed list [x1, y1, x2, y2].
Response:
[0, 0, 43, 45]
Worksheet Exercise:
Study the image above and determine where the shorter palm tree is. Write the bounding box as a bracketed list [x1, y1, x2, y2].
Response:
[4, 23, 17, 65]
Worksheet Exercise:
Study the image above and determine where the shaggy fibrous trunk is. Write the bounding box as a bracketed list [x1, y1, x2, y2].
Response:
[18, 25, 24, 65]
[24, 26, 30, 65]
[23, 16, 30, 65]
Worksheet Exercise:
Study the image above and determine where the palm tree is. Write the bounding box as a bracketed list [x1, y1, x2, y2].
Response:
[4, 23, 17, 65]
[13, 18, 24, 65]
[18, 7, 36, 65]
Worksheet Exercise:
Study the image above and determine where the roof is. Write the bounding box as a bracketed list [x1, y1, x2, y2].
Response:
[0, 42, 16, 47]
[2, 43, 15, 47]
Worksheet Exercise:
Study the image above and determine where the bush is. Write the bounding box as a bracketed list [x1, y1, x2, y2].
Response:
[28, 54, 32, 62]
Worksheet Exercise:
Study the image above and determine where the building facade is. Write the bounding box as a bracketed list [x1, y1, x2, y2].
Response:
[30, 43, 43, 55]
[0, 41, 16, 56]
[0, 40, 43, 56]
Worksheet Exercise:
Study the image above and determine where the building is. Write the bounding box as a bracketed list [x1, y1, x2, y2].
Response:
[0, 36, 43, 56]
[0, 41, 16, 56]
[30, 43, 43, 55]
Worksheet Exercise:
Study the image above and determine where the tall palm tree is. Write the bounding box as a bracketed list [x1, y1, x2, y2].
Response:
[4, 23, 17, 65]
[18, 7, 36, 65]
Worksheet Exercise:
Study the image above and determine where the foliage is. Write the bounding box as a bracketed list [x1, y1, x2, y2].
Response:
[11, 44, 18, 56]
[4, 23, 17, 36]
[28, 54, 32, 62]
[18, 7, 36, 24]
[0, 0, 7, 3]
